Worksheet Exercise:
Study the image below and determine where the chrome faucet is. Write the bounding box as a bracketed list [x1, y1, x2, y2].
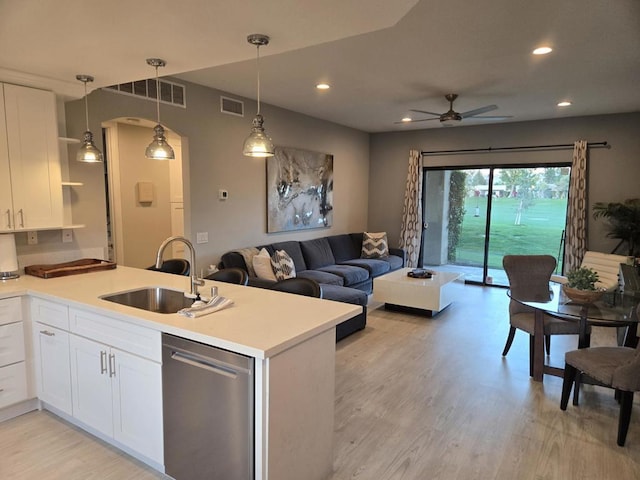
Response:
[155, 236, 205, 298]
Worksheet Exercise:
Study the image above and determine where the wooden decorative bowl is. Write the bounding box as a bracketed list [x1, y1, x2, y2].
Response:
[562, 285, 604, 304]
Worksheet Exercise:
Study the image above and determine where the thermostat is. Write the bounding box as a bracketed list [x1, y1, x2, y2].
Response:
[218, 189, 229, 200]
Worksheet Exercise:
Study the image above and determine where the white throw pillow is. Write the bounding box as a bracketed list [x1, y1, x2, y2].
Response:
[252, 248, 277, 281]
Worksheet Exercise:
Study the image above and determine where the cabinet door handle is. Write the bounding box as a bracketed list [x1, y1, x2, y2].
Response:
[39, 330, 55, 336]
[109, 353, 116, 378]
[5, 209, 11, 229]
[17, 209, 24, 228]
[100, 350, 107, 375]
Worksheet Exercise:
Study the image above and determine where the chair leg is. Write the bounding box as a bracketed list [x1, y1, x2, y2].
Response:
[573, 372, 581, 406]
[561, 364, 577, 410]
[502, 326, 516, 356]
[545, 335, 551, 356]
[529, 335, 535, 377]
[618, 391, 634, 447]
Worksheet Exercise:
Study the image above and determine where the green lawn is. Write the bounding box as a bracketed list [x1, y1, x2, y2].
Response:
[453, 196, 567, 270]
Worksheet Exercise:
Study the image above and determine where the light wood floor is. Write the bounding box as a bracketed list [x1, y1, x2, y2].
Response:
[1, 285, 638, 479]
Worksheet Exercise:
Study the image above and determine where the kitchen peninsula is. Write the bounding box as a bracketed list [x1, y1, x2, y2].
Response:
[0, 266, 361, 480]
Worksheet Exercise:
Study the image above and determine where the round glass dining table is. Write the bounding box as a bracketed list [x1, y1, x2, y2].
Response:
[508, 283, 640, 381]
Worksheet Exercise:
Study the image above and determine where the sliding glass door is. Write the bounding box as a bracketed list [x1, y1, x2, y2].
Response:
[421, 165, 570, 286]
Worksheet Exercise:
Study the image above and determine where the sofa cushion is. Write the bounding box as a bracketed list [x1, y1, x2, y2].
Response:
[327, 234, 361, 262]
[297, 269, 344, 286]
[379, 255, 404, 271]
[318, 264, 369, 286]
[270, 241, 307, 272]
[271, 250, 296, 280]
[361, 231, 389, 258]
[340, 258, 390, 277]
[300, 238, 336, 270]
[320, 284, 368, 306]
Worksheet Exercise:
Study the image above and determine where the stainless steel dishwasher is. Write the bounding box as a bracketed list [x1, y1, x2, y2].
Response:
[162, 333, 254, 480]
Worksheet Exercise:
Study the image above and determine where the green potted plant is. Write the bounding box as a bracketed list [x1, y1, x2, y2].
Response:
[592, 198, 640, 257]
[563, 266, 603, 303]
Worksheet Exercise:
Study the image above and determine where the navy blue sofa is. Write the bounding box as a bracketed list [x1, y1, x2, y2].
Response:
[220, 233, 406, 341]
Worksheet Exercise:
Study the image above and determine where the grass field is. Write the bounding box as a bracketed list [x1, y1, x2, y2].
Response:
[452, 196, 567, 270]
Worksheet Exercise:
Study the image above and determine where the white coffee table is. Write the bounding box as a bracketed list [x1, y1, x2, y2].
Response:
[373, 268, 464, 316]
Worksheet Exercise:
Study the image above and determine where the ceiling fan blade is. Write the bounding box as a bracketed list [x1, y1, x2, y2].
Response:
[394, 117, 440, 124]
[465, 115, 513, 120]
[410, 109, 442, 117]
[460, 104, 498, 118]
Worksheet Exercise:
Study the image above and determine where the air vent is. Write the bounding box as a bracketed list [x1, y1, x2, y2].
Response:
[104, 79, 186, 108]
[220, 96, 244, 117]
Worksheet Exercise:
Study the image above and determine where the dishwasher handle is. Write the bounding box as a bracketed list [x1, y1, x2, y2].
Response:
[170, 350, 240, 379]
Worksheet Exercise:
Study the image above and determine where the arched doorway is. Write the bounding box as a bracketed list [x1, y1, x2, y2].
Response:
[102, 118, 188, 268]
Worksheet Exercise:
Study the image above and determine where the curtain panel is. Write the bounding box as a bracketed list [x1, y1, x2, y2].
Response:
[399, 149, 423, 268]
[564, 140, 588, 272]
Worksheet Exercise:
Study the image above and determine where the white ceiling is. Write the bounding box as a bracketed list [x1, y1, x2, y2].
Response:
[1, 0, 639, 133]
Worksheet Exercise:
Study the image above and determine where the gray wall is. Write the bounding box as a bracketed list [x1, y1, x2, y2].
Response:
[369, 112, 640, 255]
[64, 79, 370, 269]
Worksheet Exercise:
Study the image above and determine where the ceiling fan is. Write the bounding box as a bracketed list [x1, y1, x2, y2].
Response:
[398, 93, 512, 126]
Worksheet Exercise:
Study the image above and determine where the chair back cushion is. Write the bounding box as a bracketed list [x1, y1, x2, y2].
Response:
[581, 251, 633, 291]
[503, 255, 556, 315]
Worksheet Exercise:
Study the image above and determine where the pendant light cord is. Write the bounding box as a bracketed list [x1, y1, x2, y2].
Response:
[256, 44, 261, 115]
[83, 81, 90, 131]
[155, 66, 161, 125]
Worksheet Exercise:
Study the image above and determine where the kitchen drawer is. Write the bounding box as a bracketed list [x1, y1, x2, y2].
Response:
[0, 297, 22, 326]
[0, 362, 28, 409]
[0, 322, 25, 366]
[69, 308, 161, 362]
[31, 298, 69, 331]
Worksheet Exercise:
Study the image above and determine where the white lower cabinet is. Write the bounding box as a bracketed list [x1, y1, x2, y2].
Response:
[34, 323, 72, 415]
[69, 333, 163, 463]
[31, 298, 164, 467]
[0, 296, 28, 409]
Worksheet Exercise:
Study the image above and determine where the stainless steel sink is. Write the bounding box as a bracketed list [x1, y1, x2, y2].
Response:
[100, 287, 194, 314]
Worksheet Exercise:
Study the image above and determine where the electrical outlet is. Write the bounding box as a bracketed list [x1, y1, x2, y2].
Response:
[27, 231, 38, 245]
[62, 229, 73, 243]
[196, 232, 208, 244]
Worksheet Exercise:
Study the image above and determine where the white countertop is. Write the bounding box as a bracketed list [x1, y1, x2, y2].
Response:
[0, 266, 361, 359]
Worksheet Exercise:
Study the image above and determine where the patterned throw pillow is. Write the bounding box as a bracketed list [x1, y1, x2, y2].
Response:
[271, 250, 297, 281]
[361, 232, 389, 259]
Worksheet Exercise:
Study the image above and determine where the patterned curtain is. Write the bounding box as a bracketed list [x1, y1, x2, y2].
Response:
[399, 150, 423, 267]
[564, 140, 588, 272]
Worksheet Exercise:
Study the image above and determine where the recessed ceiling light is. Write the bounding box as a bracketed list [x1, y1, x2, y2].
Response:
[557, 101, 572, 107]
[533, 46, 553, 55]
[316, 83, 330, 90]
[401, 117, 412, 122]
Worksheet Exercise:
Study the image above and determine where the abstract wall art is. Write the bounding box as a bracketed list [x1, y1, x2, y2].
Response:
[266, 146, 334, 233]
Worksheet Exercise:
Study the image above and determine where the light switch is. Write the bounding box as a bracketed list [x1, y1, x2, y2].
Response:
[196, 232, 208, 244]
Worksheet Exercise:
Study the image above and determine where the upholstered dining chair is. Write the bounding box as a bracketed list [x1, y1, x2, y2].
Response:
[560, 304, 640, 446]
[205, 268, 249, 286]
[502, 255, 583, 375]
[270, 278, 323, 298]
[147, 258, 190, 276]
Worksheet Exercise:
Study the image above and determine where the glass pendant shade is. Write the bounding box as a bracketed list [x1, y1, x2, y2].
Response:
[145, 58, 174, 160]
[77, 130, 103, 163]
[243, 34, 275, 158]
[76, 74, 103, 163]
[145, 124, 175, 160]
[243, 114, 274, 157]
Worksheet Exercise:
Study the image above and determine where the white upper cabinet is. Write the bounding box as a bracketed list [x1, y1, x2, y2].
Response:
[0, 83, 63, 231]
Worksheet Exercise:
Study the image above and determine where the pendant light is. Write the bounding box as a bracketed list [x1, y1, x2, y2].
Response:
[76, 75, 103, 163]
[243, 34, 275, 158]
[145, 58, 175, 160]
